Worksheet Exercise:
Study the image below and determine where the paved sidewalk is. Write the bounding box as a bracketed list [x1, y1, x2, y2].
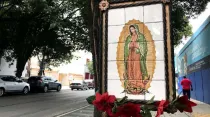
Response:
[189, 99, 210, 117]
[59, 99, 210, 117]
[153, 99, 210, 117]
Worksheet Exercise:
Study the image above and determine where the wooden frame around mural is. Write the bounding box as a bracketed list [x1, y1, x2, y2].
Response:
[99, 0, 175, 104]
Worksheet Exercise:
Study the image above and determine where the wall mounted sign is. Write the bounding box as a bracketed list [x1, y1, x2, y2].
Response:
[177, 20, 210, 76]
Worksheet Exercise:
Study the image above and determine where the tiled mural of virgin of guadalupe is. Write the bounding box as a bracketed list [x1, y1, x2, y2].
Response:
[107, 4, 166, 100]
[116, 20, 156, 95]
[180, 53, 188, 76]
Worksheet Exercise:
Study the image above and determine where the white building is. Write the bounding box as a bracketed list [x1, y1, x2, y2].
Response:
[0, 58, 27, 77]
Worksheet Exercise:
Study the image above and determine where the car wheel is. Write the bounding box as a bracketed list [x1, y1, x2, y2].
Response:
[0, 88, 4, 97]
[23, 87, 29, 95]
[57, 85, 61, 92]
[43, 86, 48, 93]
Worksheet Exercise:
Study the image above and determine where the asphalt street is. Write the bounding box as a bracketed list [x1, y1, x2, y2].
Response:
[0, 89, 94, 117]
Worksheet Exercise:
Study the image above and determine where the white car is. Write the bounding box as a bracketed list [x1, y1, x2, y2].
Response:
[0, 75, 30, 97]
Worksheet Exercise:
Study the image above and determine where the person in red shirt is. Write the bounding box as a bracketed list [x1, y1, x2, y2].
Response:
[181, 76, 193, 100]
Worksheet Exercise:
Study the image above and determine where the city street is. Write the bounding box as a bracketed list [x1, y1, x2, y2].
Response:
[0, 89, 94, 117]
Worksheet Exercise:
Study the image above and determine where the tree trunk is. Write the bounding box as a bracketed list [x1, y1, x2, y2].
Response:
[43, 70, 45, 76]
[15, 20, 34, 78]
[15, 51, 32, 78]
[26, 59, 31, 77]
[38, 60, 46, 76]
[15, 57, 27, 78]
[15, 40, 34, 78]
[90, 0, 103, 117]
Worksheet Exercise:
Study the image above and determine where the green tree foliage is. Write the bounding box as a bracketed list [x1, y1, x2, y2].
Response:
[172, 0, 210, 45]
[87, 61, 94, 75]
[0, 0, 90, 77]
[1, 0, 209, 78]
[79, 0, 210, 46]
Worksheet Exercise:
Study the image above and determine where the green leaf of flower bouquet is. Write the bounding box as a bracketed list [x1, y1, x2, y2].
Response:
[86, 95, 96, 104]
[140, 107, 152, 117]
[145, 112, 152, 117]
[144, 112, 152, 117]
[121, 90, 127, 94]
[116, 96, 128, 106]
[171, 96, 179, 104]
[147, 96, 155, 104]
[112, 104, 117, 114]
[174, 102, 187, 110]
[118, 96, 128, 103]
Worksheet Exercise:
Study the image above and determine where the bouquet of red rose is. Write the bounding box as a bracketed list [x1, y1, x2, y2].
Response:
[86, 92, 197, 117]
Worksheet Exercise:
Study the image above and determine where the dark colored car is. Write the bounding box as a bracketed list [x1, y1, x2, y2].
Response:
[28, 76, 62, 93]
[85, 80, 95, 89]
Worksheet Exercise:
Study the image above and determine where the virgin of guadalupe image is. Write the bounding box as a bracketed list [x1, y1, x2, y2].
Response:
[184, 53, 188, 75]
[124, 24, 149, 95]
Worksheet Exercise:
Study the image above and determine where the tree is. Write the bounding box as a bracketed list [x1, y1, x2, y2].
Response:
[172, 0, 210, 45]
[0, 0, 90, 77]
[78, 0, 210, 46]
[36, 43, 75, 76]
[0, 0, 22, 18]
[87, 61, 94, 75]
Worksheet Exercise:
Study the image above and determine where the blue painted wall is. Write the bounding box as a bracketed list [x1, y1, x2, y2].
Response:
[178, 16, 210, 66]
[177, 16, 210, 104]
[178, 69, 210, 104]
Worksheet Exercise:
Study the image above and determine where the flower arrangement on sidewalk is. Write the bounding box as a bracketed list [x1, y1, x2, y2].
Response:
[86, 92, 197, 117]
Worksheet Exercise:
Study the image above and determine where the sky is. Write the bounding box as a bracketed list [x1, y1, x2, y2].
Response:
[174, 2, 210, 54]
[58, 50, 92, 75]
[189, 2, 210, 33]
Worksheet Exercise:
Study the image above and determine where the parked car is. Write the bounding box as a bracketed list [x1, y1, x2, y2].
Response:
[0, 75, 30, 97]
[84, 80, 95, 89]
[70, 80, 88, 90]
[27, 76, 62, 93]
[21, 77, 28, 82]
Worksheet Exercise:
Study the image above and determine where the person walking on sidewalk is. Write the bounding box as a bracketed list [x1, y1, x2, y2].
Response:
[181, 76, 193, 100]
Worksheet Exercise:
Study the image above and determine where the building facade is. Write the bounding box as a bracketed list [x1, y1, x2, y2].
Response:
[84, 59, 94, 80]
[176, 15, 210, 104]
[0, 58, 28, 77]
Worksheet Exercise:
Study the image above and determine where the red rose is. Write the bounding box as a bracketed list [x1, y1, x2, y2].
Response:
[176, 95, 197, 113]
[113, 103, 141, 117]
[93, 92, 116, 114]
[155, 100, 169, 117]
